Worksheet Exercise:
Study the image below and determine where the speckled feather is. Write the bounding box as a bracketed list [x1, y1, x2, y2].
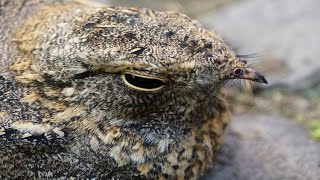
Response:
[0, 0, 253, 179]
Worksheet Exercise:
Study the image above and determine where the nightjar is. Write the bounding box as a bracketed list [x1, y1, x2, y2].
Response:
[0, 0, 267, 179]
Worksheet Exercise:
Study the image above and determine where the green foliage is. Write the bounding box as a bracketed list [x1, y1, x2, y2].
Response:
[304, 85, 320, 100]
[309, 121, 320, 141]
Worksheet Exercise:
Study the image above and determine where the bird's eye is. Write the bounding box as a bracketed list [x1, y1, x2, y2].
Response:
[122, 73, 165, 92]
[234, 68, 244, 76]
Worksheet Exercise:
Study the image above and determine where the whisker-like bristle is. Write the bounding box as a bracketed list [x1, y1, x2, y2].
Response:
[236, 53, 261, 59]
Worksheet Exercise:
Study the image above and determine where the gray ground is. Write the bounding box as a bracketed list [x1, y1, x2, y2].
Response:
[207, 114, 320, 180]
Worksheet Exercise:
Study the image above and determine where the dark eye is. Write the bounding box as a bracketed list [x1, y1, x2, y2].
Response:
[234, 68, 244, 76]
[122, 73, 165, 91]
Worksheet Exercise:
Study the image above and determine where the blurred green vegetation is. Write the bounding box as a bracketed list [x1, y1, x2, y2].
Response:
[304, 84, 320, 140]
[228, 84, 320, 141]
[304, 84, 320, 100]
[310, 121, 320, 140]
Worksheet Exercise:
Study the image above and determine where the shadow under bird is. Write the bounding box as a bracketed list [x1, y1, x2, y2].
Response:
[0, 0, 267, 179]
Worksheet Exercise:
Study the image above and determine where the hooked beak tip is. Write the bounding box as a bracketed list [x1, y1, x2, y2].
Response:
[256, 72, 268, 84]
[233, 67, 268, 84]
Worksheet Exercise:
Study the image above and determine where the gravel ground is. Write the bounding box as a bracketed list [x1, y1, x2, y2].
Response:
[206, 114, 320, 180]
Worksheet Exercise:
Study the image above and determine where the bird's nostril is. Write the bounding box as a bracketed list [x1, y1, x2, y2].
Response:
[234, 68, 243, 76]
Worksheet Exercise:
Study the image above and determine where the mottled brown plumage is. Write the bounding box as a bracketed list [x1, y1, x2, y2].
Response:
[0, 0, 267, 179]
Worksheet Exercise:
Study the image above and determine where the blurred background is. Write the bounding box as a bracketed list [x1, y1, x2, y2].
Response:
[101, 0, 320, 179]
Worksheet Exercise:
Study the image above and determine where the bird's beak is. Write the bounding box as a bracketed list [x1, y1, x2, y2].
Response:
[235, 67, 268, 84]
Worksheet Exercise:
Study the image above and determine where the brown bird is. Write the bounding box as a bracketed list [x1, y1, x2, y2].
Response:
[0, 0, 267, 179]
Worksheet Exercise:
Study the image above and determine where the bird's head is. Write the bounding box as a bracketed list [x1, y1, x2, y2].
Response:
[13, 5, 267, 138]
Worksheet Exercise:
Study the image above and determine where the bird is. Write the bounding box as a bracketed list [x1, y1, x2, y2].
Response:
[0, 0, 267, 179]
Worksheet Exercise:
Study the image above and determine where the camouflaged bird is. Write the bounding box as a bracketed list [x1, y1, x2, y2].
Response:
[0, 0, 267, 179]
